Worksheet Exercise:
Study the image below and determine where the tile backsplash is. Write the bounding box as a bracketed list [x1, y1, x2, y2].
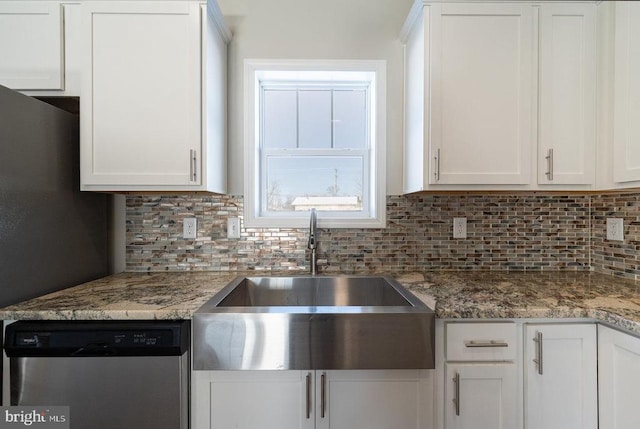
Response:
[127, 194, 602, 275]
[591, 193, 640, 279]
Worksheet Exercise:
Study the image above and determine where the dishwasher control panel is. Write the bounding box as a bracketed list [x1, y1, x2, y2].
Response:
[4, 320, 189, 357]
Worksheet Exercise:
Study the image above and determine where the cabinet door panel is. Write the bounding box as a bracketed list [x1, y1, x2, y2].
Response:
[598, 325, 640, 429]
[430, 3, 533, 185]
[81, 1, 201, 187]
[318, 370, 431, 429]
[0, 1, 63, 90]
[538, 3, 596, 185]
[524, 324, 597, 429]
[195, 370, 314, 429]
[613, 1, 640, 183]
[444, 363, 517, 429]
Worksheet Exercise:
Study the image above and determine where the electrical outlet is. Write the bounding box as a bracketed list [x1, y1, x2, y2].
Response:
[606, 218, 624, 241]
[453, 217, 467, 239]
[227, 217, 241, 239]
[183, 218, 197, 239]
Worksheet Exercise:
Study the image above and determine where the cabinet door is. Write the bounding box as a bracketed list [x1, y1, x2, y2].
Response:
[430, 3, 534, 185]
[524, 324, 597, 429]
[444, 363, 517, 429]
[193, 370, 315, 429]
[0, 1, 64, 90]
[613, 1, 640, 183]
[538, 3, 596, 185]
[598, 325, 640, 429]
[317, 370, 432, 429]
[80, 1, 202, 189]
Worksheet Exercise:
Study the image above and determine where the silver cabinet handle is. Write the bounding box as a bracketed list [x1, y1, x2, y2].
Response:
[545, 149, 554, 181]
[452, 372, 460, 416]
[464, 340, 509, 348]
[305, 372, 312, 419]
[434, 148, 441, 182]
[533, 331, 543, 375]
[320, 372, 327, 418]
[190, 149, 197, 182]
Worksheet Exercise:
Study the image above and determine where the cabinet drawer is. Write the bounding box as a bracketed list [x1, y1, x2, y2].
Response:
[446, 323, 517, 361]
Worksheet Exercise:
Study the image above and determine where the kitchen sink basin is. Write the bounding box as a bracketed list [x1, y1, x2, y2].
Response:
[216, 276, 414, 307]
[193, 276, 435, 370]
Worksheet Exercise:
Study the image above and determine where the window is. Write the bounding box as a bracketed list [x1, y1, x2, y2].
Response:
[244, 60, 386, 228]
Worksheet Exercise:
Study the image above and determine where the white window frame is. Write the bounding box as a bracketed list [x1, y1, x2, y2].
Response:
[244, 59, 387, 229]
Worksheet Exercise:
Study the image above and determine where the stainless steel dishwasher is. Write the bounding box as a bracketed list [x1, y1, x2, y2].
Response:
[4, 320, 189, 429]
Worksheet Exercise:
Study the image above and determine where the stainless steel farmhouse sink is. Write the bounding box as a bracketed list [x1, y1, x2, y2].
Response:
[193, 276, 435, 370]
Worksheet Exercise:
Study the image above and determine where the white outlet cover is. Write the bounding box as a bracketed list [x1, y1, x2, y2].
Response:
[453, 217, 467, 239]
[183, 218, 197, 239]
[227, 217, 241, 239]
[606, 218, 624, 241]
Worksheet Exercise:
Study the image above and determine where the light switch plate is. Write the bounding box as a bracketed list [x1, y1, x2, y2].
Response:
[453, 217, 467, 239]
[606, 218, 624, 241]
[183, 218, 197, 239]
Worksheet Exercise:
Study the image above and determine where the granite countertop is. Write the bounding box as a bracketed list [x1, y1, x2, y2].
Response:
[1, 270, 639, 334]
[0, 272, 237, 320]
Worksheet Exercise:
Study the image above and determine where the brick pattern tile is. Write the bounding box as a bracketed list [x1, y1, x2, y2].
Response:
[126, 194, 592, 274]
[591, 193, 640, 280]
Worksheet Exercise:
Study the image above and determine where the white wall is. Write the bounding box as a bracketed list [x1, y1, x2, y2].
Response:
[218, 0, 413, 195]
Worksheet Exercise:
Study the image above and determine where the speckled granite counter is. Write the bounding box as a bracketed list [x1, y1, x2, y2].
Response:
[396, 271, 640, 334]
[0, 272, 237, 320]
[1, 271, 639, 334]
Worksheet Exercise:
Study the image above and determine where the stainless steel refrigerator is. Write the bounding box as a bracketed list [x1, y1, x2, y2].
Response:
[0, 84, 109, 400]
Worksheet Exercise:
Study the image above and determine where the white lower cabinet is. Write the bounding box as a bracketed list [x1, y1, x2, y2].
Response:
[443, 363, 517, 429]
[193, 370, 433, 429]
[524, 324, 597, 429]
[598, 325, 640, 429]
[193, 371, 312, 429]
[442, 322, 518, 429]
[441, 321, 598, 429]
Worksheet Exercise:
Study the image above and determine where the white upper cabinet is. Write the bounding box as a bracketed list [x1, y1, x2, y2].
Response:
[402, 1, 598, 192]
[402, 1, 535, 190]
[80, 0, 230, 192]
[0, 1, 64, 91]
[429, 2, 534, 186]
[613, 1, 640, 184]
[538, 3, 596, 186]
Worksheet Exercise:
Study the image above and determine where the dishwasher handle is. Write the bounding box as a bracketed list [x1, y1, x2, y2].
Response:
[71, 343, 117, 357]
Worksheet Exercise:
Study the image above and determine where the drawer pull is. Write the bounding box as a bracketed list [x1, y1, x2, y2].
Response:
[464, 340, 509, 348]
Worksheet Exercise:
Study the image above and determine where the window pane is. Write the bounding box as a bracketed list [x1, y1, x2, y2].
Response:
[333, 90, 367, 149]
[265, 156, 363, 212]
[263, 90, 297, 149]
[299, 90, 331, 148]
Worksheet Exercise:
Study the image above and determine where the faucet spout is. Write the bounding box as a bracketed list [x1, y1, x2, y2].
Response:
[308, 208, 318, 275]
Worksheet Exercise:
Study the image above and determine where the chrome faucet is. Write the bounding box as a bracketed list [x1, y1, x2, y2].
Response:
[308, 208, 318, 276]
